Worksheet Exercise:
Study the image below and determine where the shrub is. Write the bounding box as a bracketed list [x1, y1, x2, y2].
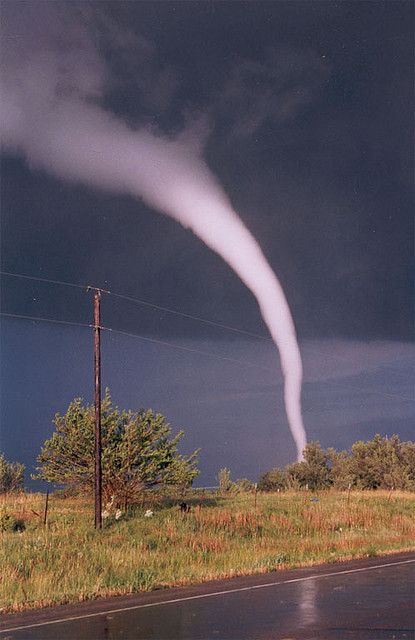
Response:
[0, 453, 25, 493]
[0, 511, 26, 532]
[285, 442, 332, 491]
[234, 478, 255, 492]
[217, 468, 234, 493]
[258, 468, 287, 492]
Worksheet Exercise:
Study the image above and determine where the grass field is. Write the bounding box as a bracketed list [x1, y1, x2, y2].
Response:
[1, 489, 414, 613]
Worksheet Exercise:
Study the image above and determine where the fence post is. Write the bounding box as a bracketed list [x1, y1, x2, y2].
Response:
[43, 490, 49, 526]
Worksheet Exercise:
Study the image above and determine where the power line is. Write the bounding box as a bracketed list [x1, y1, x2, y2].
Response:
[2, 311, 413, 402]
[100, 325, 276, 373]
[0, 270, 268, 341]
[0, 311, 275, 374]
[0, 312, 92, 330]
[322, 377, 414, 404]
[2, 270, 387, 368]
[0, 270, 88, 292]
[106, 290, 269, 341]
[2, 271, 413, 389]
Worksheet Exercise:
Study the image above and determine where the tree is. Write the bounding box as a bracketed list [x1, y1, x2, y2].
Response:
[217, 468, 234, 493]
[0, 453, 25, 493]
[286, 442, 332, 490]
[257, 468, 287, 492]
[400, 441, 415, 490]
[350, 434, 415, 490]
[216, 469, 254, 494]
[258, 435, 415, 492]
[34, 391, 199, 503]
[234, 478, 255, 492]
[327, 448, 354, 490]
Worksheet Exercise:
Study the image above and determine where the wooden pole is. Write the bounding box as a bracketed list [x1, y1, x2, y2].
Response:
[43, 490, 49, 526]
[94, 289, 102, 529]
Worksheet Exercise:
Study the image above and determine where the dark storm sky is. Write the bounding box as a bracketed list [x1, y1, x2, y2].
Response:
[1, 1, 413, 486]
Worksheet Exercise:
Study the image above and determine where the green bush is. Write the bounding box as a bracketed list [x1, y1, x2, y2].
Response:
[258, 468, 287, 492]
[234, 478, 255, 492]
[0, 511, 26, 532]
[217, 468, 234, 493]
[0, 453, 25, 493]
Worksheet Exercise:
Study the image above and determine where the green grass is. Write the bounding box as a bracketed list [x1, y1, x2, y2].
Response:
[1, 490, 414, 612]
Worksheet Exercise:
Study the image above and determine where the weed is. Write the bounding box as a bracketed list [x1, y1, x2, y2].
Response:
[0, 490, 413, 612]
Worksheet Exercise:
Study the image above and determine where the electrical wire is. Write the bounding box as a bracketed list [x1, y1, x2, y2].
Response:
[100, 325, 276, 373]
[0, 312, 92, 330]
[0, 270, 268, 341]
[2, 311, 413, 402]
[0, 270, 88, 291]
[106, 290, 269, 341]
[0, 311, 275, 374]
[321, 377, 414, 403]
[2, 270, 414, 400]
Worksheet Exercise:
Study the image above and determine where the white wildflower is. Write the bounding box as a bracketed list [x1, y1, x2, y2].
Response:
[102, 509, 110, 519]
[144, 509, 153, 518]
[115, 509, 122, 521]
[105, 496, 115, 510]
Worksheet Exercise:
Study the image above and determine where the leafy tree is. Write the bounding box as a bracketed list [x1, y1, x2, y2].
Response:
[34, 391, 199, 503]
[234, 478, 255, 492]
[283, 462, 304, 489]
[286, 442, 332, 490]
[216, 470, 254, 494]
[257, 468, 287, 492]
[217, 468, 234, 493]
[350, 434, 415, 490]
[400, 441, 415, 490]
[327, 448, 354, 490]
[349, 435, 386, 489]
[0, 453, 25, 493]
[258, 435, 415, 492]
[303, 441, 332, 489]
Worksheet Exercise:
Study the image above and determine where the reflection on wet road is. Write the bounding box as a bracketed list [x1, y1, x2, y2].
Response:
[1, 555, 414, 640]
[298, 576, 318, 627]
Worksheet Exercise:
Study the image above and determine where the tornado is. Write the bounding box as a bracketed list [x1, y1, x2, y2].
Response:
[0, 2, 307, 459]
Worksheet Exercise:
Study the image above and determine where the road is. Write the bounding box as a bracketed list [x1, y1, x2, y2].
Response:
[1, 553, 414, 640]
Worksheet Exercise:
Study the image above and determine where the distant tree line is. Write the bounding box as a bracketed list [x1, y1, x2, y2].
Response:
[258, 435, 415, 492]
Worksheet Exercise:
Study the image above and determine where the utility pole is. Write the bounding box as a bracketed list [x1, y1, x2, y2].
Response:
[93, 288, 102, 529]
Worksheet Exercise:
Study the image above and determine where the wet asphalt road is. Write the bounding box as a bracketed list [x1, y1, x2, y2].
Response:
[1, 553, 414, 640]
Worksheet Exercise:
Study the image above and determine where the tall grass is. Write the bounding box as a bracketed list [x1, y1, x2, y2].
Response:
[1, 490, 414, 612]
